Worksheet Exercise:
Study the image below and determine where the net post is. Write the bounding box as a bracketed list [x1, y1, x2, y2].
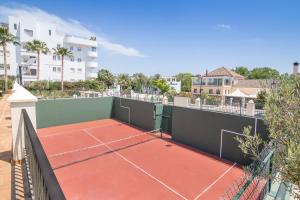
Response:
[220, 129, 223, 158]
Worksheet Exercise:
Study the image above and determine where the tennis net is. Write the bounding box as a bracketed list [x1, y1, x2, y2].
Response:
[23, 109, 66, 200]
[53, 129, 163, 170]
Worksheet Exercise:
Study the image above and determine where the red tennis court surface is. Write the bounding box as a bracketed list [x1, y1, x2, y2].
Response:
[37, 119, 244, 200]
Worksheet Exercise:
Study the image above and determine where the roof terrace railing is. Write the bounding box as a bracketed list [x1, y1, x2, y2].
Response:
[23, 109, 66, 200]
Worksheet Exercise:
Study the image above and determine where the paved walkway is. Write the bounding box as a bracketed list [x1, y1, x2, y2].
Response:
[0, 95, 25, 200]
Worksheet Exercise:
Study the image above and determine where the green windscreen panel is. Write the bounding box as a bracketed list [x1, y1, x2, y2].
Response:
[153, 103, 163, 131]
[36, 97, 113, 128]
[112, 97, 158, 131]
[161, 105, 173, 133]
[172, 106, 269, 165]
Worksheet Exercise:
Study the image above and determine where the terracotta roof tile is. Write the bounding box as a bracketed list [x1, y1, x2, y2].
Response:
[205, 67, 244, 78]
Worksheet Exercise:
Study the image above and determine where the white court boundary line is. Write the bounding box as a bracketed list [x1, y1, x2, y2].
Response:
[193, 162, 237, 200]
[39, 122, 124, 138]
[49, 129, 161, 158]
[83, 129, 188, 200]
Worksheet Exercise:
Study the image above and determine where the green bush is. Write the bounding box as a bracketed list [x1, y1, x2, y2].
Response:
[25, 80, 105, 91]
[0, 79, 14, 91]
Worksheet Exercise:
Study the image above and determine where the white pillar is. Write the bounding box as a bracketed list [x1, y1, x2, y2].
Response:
[195, 98, 201, 107]
[7, 83, 37, 162]
[246, 100, 255, 116]
[162, 96, 168, 104]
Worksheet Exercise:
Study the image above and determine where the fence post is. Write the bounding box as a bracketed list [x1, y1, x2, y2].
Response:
[195, 97, 201, 108]
[246, 100, 255, 116]
[7, 82, 37, 163]
[162, 96, 168, 104]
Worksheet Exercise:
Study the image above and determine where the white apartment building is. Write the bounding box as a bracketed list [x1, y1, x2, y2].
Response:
[164, 77, 181, 93]
[0, 16, 98, 84]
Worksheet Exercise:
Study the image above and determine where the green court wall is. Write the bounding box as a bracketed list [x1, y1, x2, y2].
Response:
[36, 97, 113, 128]
[171, 106, 269, 165]
[112, 97, 161, 131]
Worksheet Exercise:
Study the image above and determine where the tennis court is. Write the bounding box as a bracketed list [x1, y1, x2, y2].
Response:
[37, 118, 244, 200]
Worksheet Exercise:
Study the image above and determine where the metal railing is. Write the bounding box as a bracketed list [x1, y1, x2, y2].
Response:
[221, 143, 274, 200]
[23, 109, 66, 200]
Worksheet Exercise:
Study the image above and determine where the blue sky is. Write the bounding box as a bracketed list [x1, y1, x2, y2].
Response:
[1, 0, 300, 75]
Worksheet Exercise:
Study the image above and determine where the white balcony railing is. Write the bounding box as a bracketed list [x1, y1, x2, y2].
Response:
[86, 72, 97, 79]
[86, 61, 98, 68]
[64, 35, 97, 47]
[21, 49, 36, 57]
[87, 51, 98, 58]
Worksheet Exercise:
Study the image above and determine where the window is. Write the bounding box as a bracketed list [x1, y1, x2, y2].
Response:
[70, 68, 75, 73]
[53, 55, 56, 61]
[14, 24, 17, 30]
[24, 29, 33, 37]
[77, 68, 82, 73]
[0, 64, 10, 70]
[70, 57, 74, 62]
[29, 56, 37, 64]
[52, 67, 56, 72]
[91, 47, 97, 52]
[224, 78, 231, 86]
[57, 56, 61, 61]
[216, 89, 221, 94]
[49, 30, 51, 36]
[77, 58, 82, 62]
[77, 47, 81, 51]
[208, 78, 222, 86]
[57, 44, 61, 48]
[57, 67, 61, 72]
[70, 46, 74, 51]
[193, 88, 198, 93]
[209, 89, 213, 94]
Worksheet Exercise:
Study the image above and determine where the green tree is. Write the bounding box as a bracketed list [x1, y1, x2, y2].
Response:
[131, 73, 148, 92]
[175, 73, 193, 92]
[24, 40, 49, 80]
[152, 73, 161, 80]
[233, 66, 250, 77]
[152, 78, 170, 94]
[52, 47, 73, 92]
[97, 69, 115, 88]
[117, 73, 131, 92]
[255, 90, 268, 106]
[248, 67, 279, 79]
[236, 75, 300, 197]
[0, 26, 19, 93]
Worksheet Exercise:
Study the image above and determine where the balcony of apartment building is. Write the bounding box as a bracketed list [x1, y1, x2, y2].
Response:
[0, 64, 11, 74]
[64, 35, 97, 47]
[86, 72, 97, 79]
[21, 65, 37, 79]
[0, 49, 10, 58]
[87, 47, 98, 58]
[86, 61, 98, 69]
[20, 43, 36, 56]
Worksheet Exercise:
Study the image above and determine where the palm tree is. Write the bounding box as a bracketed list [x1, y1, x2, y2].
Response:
[0, 26, 19, 93]
[24, 40, 49, 80]
[52, 47, 73, 92]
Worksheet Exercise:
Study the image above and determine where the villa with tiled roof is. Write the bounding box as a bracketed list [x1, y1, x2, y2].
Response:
[191, 67, 270, 99]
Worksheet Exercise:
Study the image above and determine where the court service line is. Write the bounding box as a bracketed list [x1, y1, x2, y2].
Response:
[39, 122, 123, 138]
[83, 129, 188, 200]
[49, 130, 161, 158]
[193, 162, 237, 200]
